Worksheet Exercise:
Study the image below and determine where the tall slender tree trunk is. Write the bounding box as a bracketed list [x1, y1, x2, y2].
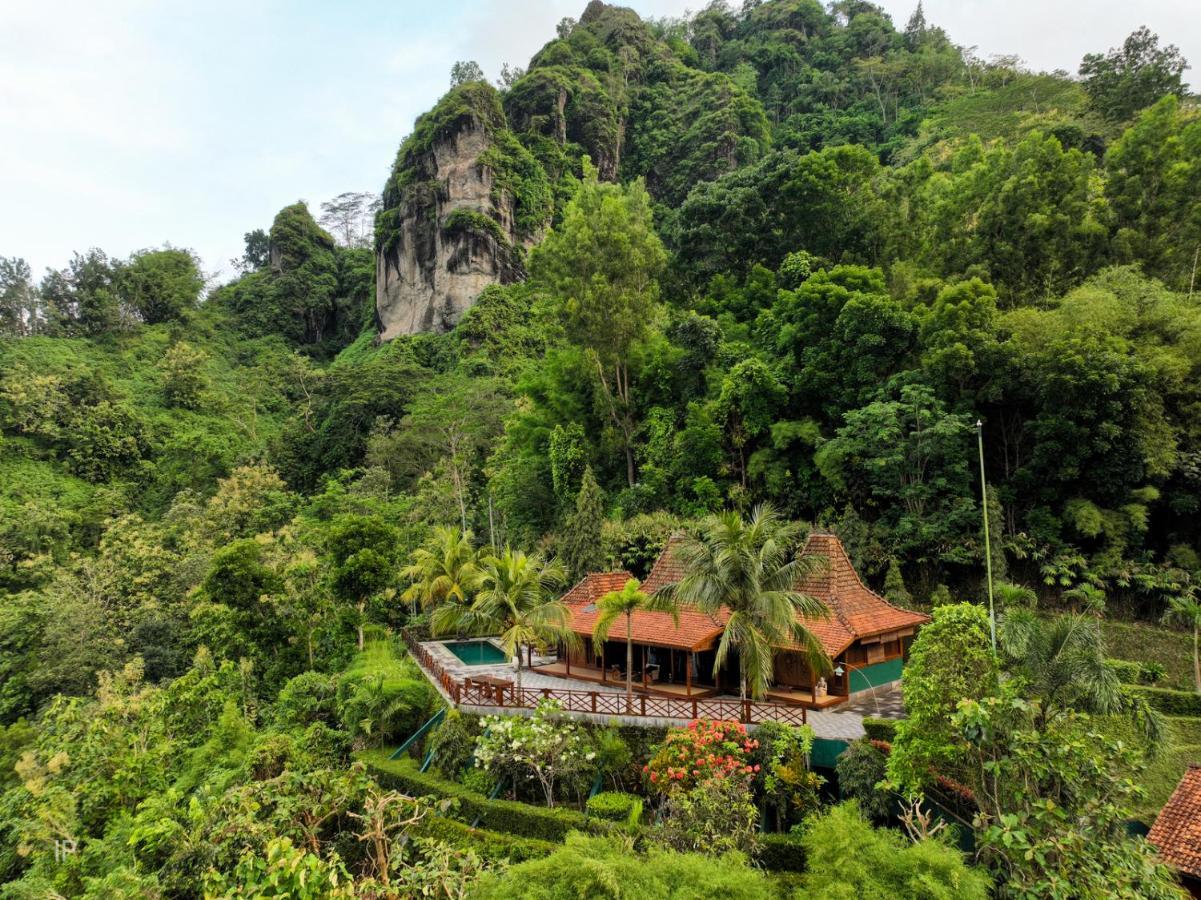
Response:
[1194, 622, 1200, 694]
[357, 601, 365, 650]
[626, 613, 634, 713]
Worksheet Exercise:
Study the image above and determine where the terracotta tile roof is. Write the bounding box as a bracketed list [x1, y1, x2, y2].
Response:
[792, 533, 930, 656]
[641, 535, 688, 594]
[1149, 763, 1201, 879]
[560, 532, 929, 659]
[560, 571, 633, 607]
[560, 569, 727, 651]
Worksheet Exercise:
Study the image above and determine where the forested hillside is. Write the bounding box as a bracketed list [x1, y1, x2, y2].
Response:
[2, 1, 1200, 896]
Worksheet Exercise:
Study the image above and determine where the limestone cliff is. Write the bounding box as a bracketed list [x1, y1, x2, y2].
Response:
[375, 82, 551, 339]
[374, 4, 768, 339]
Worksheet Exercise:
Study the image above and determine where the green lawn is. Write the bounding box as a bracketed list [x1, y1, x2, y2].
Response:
[1136, 716, 1201, 824]
[1101, 619, 1197, 692]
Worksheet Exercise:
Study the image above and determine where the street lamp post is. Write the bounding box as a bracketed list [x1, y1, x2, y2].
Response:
[976, 419, 997, 654]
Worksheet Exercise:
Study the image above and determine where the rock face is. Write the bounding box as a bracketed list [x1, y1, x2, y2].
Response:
[375, 122, 523, 340]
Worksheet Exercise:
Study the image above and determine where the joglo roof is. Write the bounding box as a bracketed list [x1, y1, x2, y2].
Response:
[559, 532, 930, 657]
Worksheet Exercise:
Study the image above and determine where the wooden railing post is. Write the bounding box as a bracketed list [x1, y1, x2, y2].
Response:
[691, 699, 698, 719]
[591, 692, 597, 713]
[742, 700, 751, 724]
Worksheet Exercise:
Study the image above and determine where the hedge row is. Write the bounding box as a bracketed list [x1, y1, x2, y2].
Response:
[861, 717, 898, 742]
[759, 832, 807, 872]
[412, 814, 556, 863]
[1125, 685, 1201, 716]
[360, 750, 611, 842]
[1107, 659, 1165, 686]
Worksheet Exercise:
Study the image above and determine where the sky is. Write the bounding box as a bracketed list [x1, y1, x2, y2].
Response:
[1, 0, 1197, 283]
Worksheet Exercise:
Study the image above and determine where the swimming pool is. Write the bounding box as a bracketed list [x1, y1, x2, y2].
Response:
[444, 639, 508, 665]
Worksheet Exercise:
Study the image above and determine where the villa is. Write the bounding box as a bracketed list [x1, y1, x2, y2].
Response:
[534, 532, 930, 710]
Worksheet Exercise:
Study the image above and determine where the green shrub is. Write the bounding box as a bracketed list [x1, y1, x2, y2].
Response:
[1125, 685, 1201, 716]
[360, 751, 611, 842]
[655, 777, 759, 857]
[470, 833, 778, 899]
[801, 801, 991, 897]
[835, 738, 892, 823]
[430, 708, 482, 779]
[1108, 659, 1165, 685]
[411, 815, 555, 863]
[337, 676, 434, 748]
[460, 767, 495, 795]
[587, 791, 643, 824]
[272, 671, 339, 731]
[758, 832, 806, 872]
[862, 717, 898, 742]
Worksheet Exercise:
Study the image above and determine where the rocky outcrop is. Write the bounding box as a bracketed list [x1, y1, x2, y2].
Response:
[375, 120, 524, 339]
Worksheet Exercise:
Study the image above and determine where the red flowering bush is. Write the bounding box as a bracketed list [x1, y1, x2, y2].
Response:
[643, 719, 760, 795]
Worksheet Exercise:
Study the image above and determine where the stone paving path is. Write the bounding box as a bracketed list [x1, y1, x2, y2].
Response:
[419, 640, 903, 741]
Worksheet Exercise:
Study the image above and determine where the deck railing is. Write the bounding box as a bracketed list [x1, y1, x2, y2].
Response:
[403, 631, 806, 726]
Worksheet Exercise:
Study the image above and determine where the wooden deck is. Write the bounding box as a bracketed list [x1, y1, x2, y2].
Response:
[764, 686, 848, 709]
[531, 661, 719, 698]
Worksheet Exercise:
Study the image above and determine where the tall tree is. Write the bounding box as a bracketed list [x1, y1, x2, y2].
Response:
[530, 161, 667, 487]
[400, 527, 481, 618]
[1079, 27, 1188, 122]
[318, 192, 379, 248]
[120, 248, 204, 324]
[449, 60, 486, 86]
[0, 257, 39, 337]
[888, 602, 998, 794]
[326, 516, 399, 650]
[433, 548, 572, 690]
[592, 577, 679, 711]
[561, 466, 605, 581]
[655, 504, 830, 701]
[40, 249, 125, 336]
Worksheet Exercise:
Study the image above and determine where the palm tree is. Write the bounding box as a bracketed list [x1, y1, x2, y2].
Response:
[434, 548, 573, 691]
[655, 504, 831, 702]
[401, 526, 481, 620]
[593, 578, 679, 711]
[994, 581, 1037, 612]
[1163, 586, 1201, 693]
[999, 608, 1162, 742]
[1063, 582, 1106, 616]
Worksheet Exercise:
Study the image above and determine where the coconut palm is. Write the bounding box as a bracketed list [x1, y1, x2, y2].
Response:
[1163, 586, 1201, 693]
[999, 608, 1162, 742]
[655, 504, 831, 701]
[401, 526, 481, 619]
[434, 547, 573, 690]
[593, 577, 679, 711]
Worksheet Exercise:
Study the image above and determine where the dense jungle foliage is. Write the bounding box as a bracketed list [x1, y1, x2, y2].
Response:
[1, 1, 1200, 896]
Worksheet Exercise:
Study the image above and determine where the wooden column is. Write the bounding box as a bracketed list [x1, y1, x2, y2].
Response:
[686, 651, 692, 696]
[642, 645, 648, 690]
[565, 640, 571, 677]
